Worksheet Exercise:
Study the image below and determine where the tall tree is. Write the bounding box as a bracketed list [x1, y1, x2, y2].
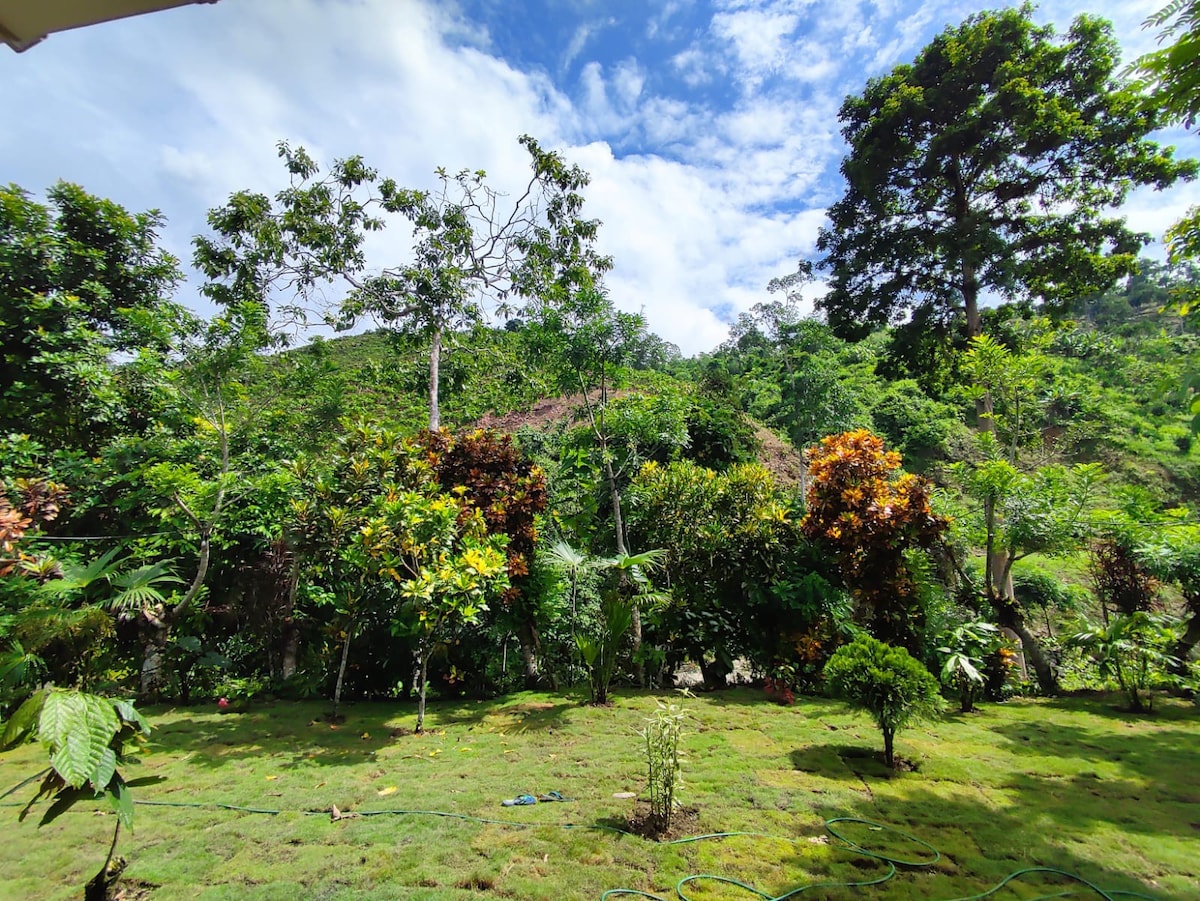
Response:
[1132, 2, 1200, 294]
[0, 183, 187, 452]
[816, 6, 1196, 342]
[524, 289, 659, 680]
[195, 136, 597, 429]
[1131, 1, 1200, 141]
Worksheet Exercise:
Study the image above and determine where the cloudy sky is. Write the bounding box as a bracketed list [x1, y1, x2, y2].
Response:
[2, 0, 1195, 356]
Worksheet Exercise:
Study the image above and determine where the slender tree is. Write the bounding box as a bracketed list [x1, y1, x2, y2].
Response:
[195, 136, 598, 430]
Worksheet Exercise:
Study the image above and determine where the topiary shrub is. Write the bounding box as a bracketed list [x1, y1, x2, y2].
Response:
[823, 635, 943, 767]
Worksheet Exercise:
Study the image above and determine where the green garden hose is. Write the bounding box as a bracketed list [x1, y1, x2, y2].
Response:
[600, 818, 1162, 901]
[0, 790, 1170, 901]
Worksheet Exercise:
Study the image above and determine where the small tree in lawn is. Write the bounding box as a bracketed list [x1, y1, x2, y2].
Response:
[639, 692, 690, 833]
[823, 635, 942, 768]
[360, 489, 510, 732]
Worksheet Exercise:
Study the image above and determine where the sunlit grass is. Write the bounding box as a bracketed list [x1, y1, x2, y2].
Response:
[1, 689, 1197, 900]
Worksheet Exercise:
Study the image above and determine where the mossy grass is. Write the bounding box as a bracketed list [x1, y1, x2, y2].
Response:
[1, 689, 1196, 900]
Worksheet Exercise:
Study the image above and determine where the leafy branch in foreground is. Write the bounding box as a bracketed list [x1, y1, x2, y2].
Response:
[2, 688, 151, 900]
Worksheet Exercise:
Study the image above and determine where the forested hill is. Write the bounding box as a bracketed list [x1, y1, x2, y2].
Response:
[251, 258, 1200, 506]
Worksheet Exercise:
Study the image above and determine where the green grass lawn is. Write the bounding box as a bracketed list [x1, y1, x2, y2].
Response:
[1, 688, 1197, 901]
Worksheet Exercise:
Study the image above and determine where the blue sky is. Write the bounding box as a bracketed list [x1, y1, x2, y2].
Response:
[2, 0, 1195, 355]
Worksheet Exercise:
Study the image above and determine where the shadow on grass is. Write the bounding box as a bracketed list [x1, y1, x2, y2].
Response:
[434, 698, 577, 731]
[799, 781, 1187, 901]
[1035, 691, 1198, 723]
[990, 717, 1200, 802]
[789, 745, 905, 781]
[144, 695, 582, 769]
[146, 701, 444, 769]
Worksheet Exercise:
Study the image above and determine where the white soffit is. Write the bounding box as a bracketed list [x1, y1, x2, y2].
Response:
[0, 0, 218, 52]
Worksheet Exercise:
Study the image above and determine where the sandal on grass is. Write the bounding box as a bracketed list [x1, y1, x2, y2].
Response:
[536, 791, 572, 802]
[501, 794, 537, 806]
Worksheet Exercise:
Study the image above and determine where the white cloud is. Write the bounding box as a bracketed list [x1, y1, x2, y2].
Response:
[671, 46, 717, 86]
[1, 0, 1196, 361]
[712, 8, 801, 88]
[562, 17, 617, 74]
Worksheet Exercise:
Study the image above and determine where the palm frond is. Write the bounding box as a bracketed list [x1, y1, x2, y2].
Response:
[40, 547, 126, 597]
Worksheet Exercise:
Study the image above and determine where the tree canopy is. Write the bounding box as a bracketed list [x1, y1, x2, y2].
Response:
[816, 5, 1196, 341]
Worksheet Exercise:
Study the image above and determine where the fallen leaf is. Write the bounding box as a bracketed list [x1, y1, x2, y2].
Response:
[377, 786, 397, 797]
[361, 732, 370, 740]
[265, 775, 277, 781]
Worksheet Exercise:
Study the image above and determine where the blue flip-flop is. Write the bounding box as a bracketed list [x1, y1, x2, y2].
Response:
[536, 791, 572, 802]
[501, 794, 537, 806]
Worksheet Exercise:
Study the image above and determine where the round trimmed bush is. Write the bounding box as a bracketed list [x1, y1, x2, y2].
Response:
[823, 635, 943, 767]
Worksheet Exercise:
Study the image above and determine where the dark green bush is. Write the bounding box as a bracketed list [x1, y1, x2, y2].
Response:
[823, 635, 943, 767]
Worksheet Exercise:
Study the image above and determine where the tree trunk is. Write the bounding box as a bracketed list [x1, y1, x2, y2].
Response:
[1170, 607, 1200, 676]
[331, 619, 354, 719]
[84, 820, 122, 901]
[953, 159, 982, 343]
[1000, 609, 1057, 695]
[280, 621, 300, 681]
[516, 619, 552, 689]
[603, 455, 645, 687]
[278, 558, 301, 681]
[883, 726, 895, 769]
[416, 644, 431, 733]
[428, 326, 442, 430]
[139, 620, 168, 700]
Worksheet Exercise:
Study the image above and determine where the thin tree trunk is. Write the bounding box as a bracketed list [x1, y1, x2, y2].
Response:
[416, 644, 432, 733]
[84, 820, 122, 901]
[516, 619, 552, 689]
[605, 457, 645, 687]
[279, 558, 301, 680]
[883, 727, 895, 768]
[429, 326, 442, 430]
[332, 618, 354, 719]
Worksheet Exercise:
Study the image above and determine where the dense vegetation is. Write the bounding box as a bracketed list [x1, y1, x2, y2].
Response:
[3, 4, 1200, 898]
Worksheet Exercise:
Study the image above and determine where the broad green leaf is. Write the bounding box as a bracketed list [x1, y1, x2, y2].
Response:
[112, 699, 151, 735]
[40, 691, 120, 789]
[1, 690, 46, 751]
[107, 774, 135, 830]
[91, 746, 117, 792]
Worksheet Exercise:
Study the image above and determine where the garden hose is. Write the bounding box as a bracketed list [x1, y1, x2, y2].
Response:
[0, 792, 1170, 901]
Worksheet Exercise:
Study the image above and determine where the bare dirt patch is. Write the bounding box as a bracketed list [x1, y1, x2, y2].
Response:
[476, 394, 807, 488]
[624, 802, 701, 842]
